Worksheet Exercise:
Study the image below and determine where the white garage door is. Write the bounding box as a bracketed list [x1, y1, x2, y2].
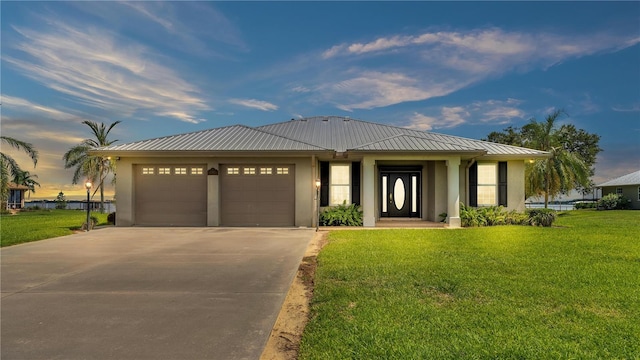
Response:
[220, 164, 295, 227]
[135, 165, 207, 226]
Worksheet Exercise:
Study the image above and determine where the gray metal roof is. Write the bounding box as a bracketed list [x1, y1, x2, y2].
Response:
[98, 116, 549, 157]
[99, 125, 328, 152]
[596, 170, 640, 187]
[258, 116, 548, 156]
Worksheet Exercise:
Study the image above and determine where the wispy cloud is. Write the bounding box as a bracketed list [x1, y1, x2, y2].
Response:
[4, 18, 210, 124]
[612, 103, 640, 112]
[316, 27, 638, 111]
[228, 98, 279, 111]
[2, 95, 83, 122]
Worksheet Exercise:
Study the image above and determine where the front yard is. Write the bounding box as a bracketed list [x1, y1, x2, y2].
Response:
[300, 210, 640, 359]
[1, 210, 110, 247]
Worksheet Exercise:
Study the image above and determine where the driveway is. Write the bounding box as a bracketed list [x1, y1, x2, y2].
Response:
[1, 227, 314, 360]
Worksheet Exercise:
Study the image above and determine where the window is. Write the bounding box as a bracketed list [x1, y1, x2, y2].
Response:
[260, 167, 272, 175]
[616, 187, 623, 195]
[158, 167, 171, 175]
[191, 167, 203, 175]
[175, 167, 187, 175]
[142, 167, 154, 175]
[638, 187, 640, 201]
[276, 167, 289, 175]
[227, 167, 239, 175]
[330, 163, 350, 205]
[477, 163, 497, 206]
[244, 167, 256, 175]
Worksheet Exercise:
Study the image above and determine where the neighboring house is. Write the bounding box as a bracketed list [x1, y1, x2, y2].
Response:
[596, 170, 640, 210]
[6, 182, 29, 210]
[95, 116, 549, 228]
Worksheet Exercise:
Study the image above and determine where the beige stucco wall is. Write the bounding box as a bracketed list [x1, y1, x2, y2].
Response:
[602, 186, 640, 210]
[115, 156, 314, 227]
[507, 160, 526, 212]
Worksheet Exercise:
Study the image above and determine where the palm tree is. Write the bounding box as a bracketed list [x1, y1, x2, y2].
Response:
[12, 170, 41, 199]
[63, 120, 121, 213]
[1, 136, 39, 206]
[523, 110, 589, 208]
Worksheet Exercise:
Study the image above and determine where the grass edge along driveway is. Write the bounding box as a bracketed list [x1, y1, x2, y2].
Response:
[300, 210, 640, 359]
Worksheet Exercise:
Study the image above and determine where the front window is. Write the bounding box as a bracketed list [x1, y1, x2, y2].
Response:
[477, 163, 497, 206]
[616, 187, 623, 195]
[330, 163, 350, 205]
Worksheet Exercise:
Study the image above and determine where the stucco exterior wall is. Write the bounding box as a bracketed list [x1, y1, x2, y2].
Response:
[507, 160, 526, 212]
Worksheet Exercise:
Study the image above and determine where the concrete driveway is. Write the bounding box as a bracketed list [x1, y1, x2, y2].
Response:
[1, 227, 314, 360]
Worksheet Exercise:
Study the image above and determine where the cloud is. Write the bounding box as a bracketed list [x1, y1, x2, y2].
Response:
[228, 98, 279, 111]
[315, 27, 637, 111]
[1, 95, 83, 122]
[4, 19, 210, 124]
[406, 112, 439, 131]
[407, 107, 469, 130]
[612, 103, 640, 112]
[472, 98, 526, 124]
[324, 71, 466, 111]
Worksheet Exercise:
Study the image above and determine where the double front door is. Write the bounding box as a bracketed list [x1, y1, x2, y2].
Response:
[380, 171, 420, 218]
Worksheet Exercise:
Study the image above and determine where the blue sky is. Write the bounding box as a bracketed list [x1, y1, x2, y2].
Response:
[2, 1, 639, 200]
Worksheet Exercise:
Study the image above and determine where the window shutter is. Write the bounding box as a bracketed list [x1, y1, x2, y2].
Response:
[351, 162, 361, 205]
[469, 162, 478, 207]
[320, 161, 329, 206]
[498, 162, 507, 206]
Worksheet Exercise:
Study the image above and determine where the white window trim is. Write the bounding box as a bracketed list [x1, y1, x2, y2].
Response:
[329, 163, 351, 206]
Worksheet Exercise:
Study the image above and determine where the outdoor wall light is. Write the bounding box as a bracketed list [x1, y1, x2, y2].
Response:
[315, 179, 321, 189]
[315, 179, 321, 231]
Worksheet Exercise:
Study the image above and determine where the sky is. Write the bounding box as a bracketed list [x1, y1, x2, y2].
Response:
[1, 1, 639, 200]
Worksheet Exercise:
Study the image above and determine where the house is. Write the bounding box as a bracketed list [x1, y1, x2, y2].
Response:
[6, 182, 29, 210]
[95, 116, 549, 228]
[596, 170, 640, 210]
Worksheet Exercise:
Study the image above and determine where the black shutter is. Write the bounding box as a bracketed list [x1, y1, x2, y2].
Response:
[320, 161, 329, 206]
[469, 162, 478, 207]
[498, 162, 507, 206]
[351, 162, 361, 205]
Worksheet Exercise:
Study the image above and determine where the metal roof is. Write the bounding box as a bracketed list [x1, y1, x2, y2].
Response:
[98, 116, 549, 157]
[596, 170, 640, 187]
[258, 116, 549, 156]
[99, 125, 328, 152]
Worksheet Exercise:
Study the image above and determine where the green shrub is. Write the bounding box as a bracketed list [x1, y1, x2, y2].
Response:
[526, 208, 557, 227]
[598, 193, 631, 210]
[575, 201, 597, 209]
[319, 202, 363, 226]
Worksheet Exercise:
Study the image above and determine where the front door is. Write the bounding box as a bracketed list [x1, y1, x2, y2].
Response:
[380, 171, 420, 218]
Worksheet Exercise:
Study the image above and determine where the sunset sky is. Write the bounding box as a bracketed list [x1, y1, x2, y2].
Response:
[2, 1, 639, 200]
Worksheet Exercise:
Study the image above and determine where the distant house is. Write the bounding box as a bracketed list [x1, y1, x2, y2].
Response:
[6, 183, 29, 210]
[596, 170, 640, 210]
[94, 116, 549, 228]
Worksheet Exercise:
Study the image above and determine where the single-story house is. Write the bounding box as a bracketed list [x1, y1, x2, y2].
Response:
[6, 182, 29, 210]
[95, 116, 549, 228]
[596, 170, 640, 210]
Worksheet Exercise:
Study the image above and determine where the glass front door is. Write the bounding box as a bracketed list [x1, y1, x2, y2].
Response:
[380, 171, 420, 218]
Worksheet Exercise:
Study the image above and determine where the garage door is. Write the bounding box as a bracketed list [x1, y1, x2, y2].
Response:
[220, 165, 295, 226]
[135, 165, 207, 226]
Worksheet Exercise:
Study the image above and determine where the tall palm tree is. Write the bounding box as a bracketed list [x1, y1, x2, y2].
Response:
[1, 136, 39, 206]
[12, 170, 41, 199]
[523, 110, 589, 208]
[63, 120, 121, 213]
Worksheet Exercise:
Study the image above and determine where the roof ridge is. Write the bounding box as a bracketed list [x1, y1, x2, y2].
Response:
[253, 123, 332, 151]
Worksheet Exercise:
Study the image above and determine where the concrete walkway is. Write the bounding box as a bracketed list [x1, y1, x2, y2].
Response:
[1, 227, 314, 360]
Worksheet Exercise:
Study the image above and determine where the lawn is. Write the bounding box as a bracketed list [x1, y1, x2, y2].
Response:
[300, 210, 640, 359]
[1, 209, 110, 247]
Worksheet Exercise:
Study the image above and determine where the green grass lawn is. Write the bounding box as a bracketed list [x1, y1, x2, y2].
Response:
[1, 210, 110, 247]
[300, 210, 640, 359]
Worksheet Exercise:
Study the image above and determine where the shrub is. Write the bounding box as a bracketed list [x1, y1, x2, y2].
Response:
[107, 212, 116, 225]
[320, 203, 363, 226]
[526, 208, 557, 227]
[598, 193, 631, 210]
[575, 201, 597, 209]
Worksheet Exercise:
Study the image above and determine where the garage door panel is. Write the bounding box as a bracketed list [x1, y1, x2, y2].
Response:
[220, 165, 295, 227]
[135, 165, 207, 226]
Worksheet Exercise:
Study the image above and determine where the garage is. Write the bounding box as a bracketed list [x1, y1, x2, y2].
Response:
[134, 164, 207, 226]
[220, 164, 295, 226]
